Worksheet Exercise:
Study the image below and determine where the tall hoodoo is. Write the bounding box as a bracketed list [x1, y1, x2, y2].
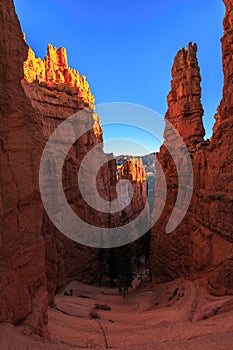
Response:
[151, 3, 233, 296]
[214, 0, 233, 132]
[165, 42, 205, 148]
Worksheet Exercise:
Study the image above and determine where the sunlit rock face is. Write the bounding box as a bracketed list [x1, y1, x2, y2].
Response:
[151, 2, 233, 296]
[120, 159, 146, 183]
[23, 44, 95, 107]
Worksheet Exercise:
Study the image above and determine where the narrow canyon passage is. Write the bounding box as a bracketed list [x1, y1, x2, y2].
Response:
[0, 1, 233, 349]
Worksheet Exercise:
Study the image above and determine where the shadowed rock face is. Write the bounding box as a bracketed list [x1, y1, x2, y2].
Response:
[151, 2, 233, 296]
[0, 0, 48, 338]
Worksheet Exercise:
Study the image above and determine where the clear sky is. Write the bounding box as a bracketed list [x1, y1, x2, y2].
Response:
[14, 0, 225, 155]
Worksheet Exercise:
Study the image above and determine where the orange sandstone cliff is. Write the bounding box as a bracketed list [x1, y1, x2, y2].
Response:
[151, 1, 233, 296]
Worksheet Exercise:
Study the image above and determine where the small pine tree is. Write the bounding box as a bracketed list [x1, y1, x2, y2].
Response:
[117, 243, 133, 297]
[142, 229, 151, 269]
[98, 232, 107, 286]
[107, 248, 118, 287]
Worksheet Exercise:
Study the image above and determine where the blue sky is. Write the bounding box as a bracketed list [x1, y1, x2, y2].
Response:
[14, 0, 225, 155]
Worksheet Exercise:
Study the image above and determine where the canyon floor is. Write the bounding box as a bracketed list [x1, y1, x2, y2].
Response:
[1, 279, 233, 349]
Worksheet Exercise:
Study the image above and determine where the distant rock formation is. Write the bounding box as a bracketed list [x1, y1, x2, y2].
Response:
[120, 159, 148, 222]
[116, 153, 156, 211]
[151, 1, 233, 296]
[120, 159, 146, 183]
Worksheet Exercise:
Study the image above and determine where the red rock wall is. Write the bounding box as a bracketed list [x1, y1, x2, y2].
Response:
[0, 1, 117, 334]
[22, 45, 119, 300]
[21, 42, 151, 300]
[151, 3, 233, 296]
[0, 0, 48, 337]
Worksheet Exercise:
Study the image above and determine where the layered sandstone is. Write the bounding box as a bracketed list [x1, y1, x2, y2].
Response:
[151, 3, 233, 296]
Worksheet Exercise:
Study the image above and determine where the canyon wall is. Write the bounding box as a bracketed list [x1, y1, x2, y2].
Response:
[0, 0, 149, 335]
[0, 0, 114, 335]
[0, 0, 48, 337]
[22, 43, 151, 299]
[22, 44, 112, 300]
[151, 1, 233, 296]
[22, 44, 150, 298]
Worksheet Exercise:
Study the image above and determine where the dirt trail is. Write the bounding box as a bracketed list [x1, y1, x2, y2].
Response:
[1, 279, 233, 349]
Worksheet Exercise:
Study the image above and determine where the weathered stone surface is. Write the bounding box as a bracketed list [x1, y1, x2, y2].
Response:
[0, 0, 48, 337]
[151, 3, 233, 296]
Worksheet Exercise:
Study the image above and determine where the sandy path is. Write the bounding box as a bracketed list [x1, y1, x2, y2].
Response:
[1, 279, 233, 349]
